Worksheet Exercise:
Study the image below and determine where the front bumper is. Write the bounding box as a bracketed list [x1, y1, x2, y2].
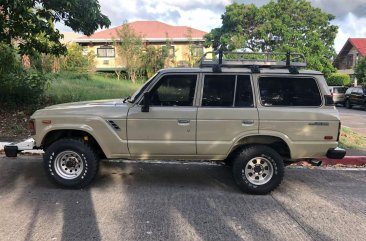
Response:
[326, 147, 346, 159]
[4, 138, 36, 157]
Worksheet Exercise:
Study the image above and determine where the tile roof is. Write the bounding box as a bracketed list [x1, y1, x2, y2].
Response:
[77, 20, 207, 42]
[349, 38, 366, 57]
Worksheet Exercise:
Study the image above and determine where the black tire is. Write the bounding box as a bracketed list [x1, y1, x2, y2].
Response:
[232, 145, 284, 195]
[346, 99, 352, 109]
[43, 138, 99, 189]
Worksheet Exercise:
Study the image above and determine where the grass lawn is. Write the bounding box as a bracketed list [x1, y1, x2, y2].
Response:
[339, 127, 366, 150]
[45, 72, 142, 104]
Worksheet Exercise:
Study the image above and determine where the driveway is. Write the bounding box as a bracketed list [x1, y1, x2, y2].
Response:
[0, 155, 365, 241]
[337, 106, 366, 135]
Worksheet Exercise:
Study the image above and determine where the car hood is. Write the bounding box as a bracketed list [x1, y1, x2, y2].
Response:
[44, 99, 124, 109]
[32, 99, 131, 119]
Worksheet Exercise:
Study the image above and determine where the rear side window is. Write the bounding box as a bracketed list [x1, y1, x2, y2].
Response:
[334, 87, 346, 94]
[259, 77, 321, 107]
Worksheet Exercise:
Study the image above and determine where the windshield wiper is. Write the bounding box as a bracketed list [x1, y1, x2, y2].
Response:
[122, 96, 131, 103]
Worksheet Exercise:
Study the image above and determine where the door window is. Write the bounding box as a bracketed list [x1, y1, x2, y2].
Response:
[202, 75, 236, 107]
[149, 75, 197, 106]
[202, 75, 253, 107]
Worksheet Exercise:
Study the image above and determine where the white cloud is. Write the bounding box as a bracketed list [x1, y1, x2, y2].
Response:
[333, 13, 366, 52]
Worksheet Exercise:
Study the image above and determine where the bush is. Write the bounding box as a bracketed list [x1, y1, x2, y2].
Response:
[60, 43, 95, 72]
[326, 73, 351, 86]
[0, 44, 48, 105]
[355, 57, 366, 84]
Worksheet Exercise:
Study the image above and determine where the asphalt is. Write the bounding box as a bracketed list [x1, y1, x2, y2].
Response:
[0, 155, 365, 241]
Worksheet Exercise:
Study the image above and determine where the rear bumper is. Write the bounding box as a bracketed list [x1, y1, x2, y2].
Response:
[4, 138, 36, 157]
[326, 147, 346, 159]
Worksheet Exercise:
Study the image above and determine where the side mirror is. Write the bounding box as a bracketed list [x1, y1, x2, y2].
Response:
[141, 92, 150, 112]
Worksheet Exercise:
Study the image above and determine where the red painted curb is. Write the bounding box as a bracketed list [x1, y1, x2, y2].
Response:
[317, 156, 366, 166]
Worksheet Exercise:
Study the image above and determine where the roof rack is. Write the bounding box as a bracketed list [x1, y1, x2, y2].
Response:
[198, 51, 307, 72]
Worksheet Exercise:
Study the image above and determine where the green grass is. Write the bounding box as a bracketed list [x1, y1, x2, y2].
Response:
[45, 72, 142, 104]
[339, 127, 366, 150]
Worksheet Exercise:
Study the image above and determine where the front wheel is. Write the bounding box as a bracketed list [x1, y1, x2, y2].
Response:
[43, 138, 99, 188]
[232, 145, 284, 195]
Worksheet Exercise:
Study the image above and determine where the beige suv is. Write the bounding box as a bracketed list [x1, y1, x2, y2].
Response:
[5, 52, 345, 194]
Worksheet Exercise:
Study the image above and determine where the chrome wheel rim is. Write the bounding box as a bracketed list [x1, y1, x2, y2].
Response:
[54, 150, 84, 180]
[244, 157, 273, 185]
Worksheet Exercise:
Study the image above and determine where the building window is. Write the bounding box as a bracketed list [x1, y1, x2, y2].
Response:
[97, 46, 115, 58]
[192, 46, 204, 57]
[347, 54, 354, 68]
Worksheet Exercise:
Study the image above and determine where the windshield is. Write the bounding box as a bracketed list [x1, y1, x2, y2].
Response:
[130, 72, 159, 103]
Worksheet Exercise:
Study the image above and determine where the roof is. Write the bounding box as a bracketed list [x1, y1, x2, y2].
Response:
[334, 38, 366, 67]
[76, 21, 207, 43]
[349, 38, 366, 57]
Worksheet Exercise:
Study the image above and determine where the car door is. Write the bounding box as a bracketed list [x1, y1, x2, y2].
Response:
[196, 74, 259, 157]
[350, 88, 359, 105]
[127, 74, 198, 158]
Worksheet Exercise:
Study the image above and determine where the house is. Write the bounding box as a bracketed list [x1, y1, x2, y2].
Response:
[74, 20, 211, 71]
[60, 32, 82, 45]
[333, 38, 366, 83]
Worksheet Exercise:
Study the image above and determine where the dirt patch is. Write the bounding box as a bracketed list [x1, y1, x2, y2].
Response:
[0, 108, 33, 142]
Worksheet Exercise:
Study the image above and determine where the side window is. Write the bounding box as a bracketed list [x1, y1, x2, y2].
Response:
[259, 77, 321, 107]
[149, 75, 197, 106]
[235, 75, 254, 107]
[202, 75, 235, 107]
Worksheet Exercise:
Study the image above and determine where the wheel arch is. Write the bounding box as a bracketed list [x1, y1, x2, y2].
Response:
[227, 135, 291, 160]
[41, 129, 106, 159]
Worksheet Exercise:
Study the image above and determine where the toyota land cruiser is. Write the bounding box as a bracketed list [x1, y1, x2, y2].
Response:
[5, 52, 346, 194]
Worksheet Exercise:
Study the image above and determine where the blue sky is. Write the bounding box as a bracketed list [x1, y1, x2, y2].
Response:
[58, 0, 366, 52]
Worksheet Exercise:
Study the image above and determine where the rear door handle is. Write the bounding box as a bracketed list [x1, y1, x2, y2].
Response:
[178, 119, 190, 126]
[242, 120, 254, 126]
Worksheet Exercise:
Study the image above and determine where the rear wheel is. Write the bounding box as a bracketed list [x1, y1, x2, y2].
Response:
[43, 138, 99, 188]
[232, 145, 284, 195]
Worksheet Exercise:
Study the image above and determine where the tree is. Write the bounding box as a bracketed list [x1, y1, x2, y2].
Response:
[0, 0, 110, 56]
[115, 23, 144, 83]
[355, 57, 366, 85]
[205, 0, 338, 77]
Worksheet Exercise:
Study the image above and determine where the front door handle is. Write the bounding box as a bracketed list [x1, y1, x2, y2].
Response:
[242, 120, 254, 126]
[178, 119, 190, 126]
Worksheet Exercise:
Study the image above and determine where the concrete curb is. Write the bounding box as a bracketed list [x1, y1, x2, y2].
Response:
[317, 156, 366, 166]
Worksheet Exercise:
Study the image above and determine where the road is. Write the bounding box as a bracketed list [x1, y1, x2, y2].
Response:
[0, 155, 365, 241]
[337, 106, 366, 135]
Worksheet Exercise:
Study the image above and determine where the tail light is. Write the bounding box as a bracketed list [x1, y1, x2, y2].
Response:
[29, 119, 36, 135]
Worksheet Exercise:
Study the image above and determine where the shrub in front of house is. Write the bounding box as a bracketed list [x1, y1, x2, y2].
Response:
[326, 73, 351, 86]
